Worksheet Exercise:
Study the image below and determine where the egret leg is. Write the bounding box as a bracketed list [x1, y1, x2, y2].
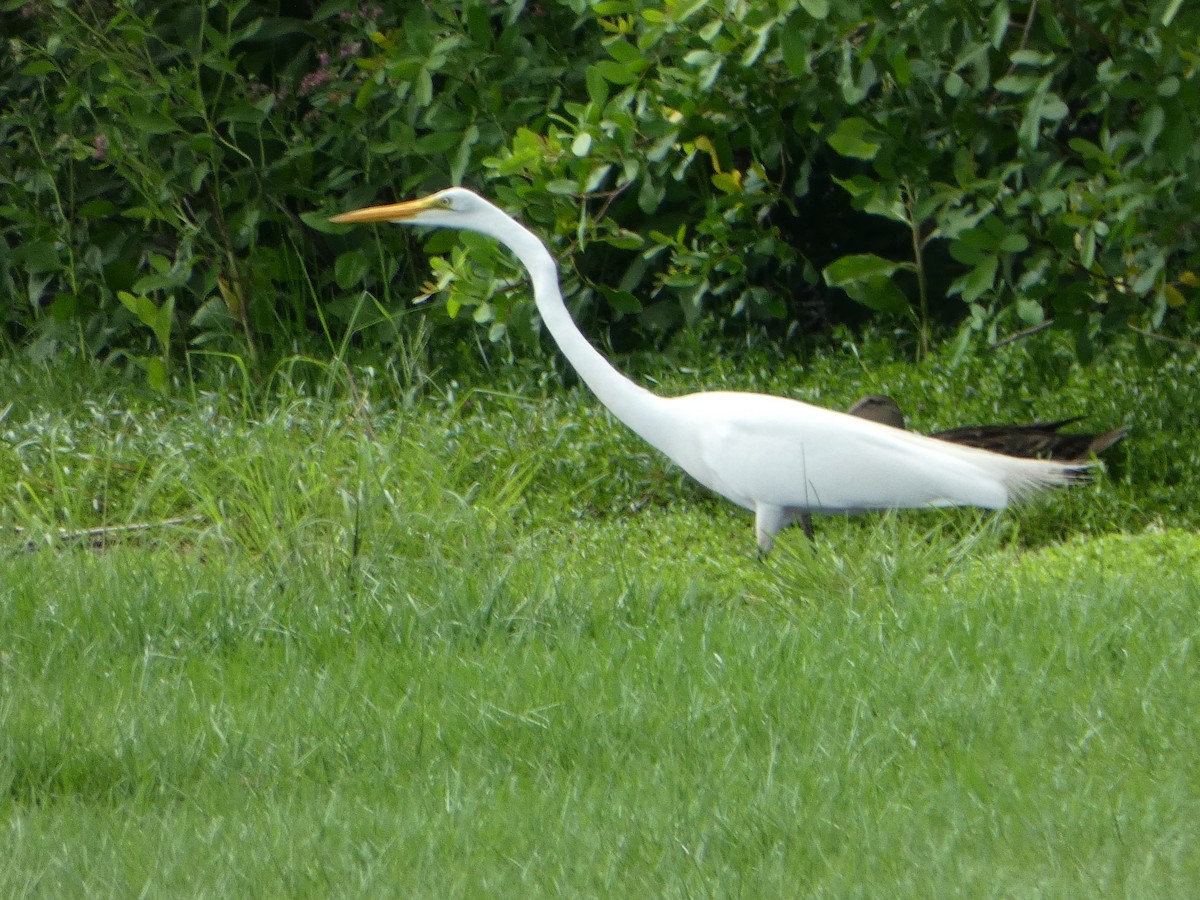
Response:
[755, 503, 788, 556]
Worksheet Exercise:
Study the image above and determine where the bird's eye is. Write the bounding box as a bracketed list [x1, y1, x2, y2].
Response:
[439, 196, 453, 209]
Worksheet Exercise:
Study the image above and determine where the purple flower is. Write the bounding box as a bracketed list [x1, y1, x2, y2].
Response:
[92, 134, 108, 160]
[299, 69, 334, 96]
[318, 51, 331, 68]
[340, 40, 362, 59]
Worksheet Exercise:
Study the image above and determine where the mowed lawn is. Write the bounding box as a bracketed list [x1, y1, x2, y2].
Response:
[1, 348, 1198, 896]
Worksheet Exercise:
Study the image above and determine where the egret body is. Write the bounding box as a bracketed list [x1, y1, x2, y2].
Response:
[331, 188, 1085, 552]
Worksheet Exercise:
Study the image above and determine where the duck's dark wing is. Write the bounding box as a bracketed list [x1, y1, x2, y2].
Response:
[932, 421, 1128, 461]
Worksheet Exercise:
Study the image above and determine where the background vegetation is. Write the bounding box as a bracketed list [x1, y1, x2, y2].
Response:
[3, 0, 1199, 379]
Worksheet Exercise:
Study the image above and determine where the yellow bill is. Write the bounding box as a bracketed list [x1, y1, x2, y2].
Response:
[329, 196, 437, 224]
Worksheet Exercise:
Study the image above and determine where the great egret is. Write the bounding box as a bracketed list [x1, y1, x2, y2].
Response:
[330, 188, 1087, 553]
[847, 395, 1128, 460]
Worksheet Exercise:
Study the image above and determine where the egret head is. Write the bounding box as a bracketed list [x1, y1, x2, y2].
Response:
[330, 187, 493, 230]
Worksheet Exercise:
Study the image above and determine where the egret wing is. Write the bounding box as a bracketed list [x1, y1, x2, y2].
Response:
[676, 393, 1012, 512]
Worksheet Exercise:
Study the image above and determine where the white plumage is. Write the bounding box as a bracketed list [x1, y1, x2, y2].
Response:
[331, 188, 1085, 552]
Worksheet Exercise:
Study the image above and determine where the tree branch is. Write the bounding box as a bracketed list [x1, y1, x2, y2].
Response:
[988, 318, 1054, 350]
[1129, 325, 1200, 352]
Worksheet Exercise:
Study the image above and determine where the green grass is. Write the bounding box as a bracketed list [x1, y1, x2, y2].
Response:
[1, 337, 1199, 896]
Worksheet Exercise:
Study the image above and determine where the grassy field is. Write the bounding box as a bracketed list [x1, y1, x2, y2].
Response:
[1, 337, 1199, 896]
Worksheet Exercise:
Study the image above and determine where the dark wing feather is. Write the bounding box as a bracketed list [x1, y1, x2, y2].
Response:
[932, 422, 1128, 461]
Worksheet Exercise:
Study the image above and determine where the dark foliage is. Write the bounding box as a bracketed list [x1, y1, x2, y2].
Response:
[3, 0, 1198, 383]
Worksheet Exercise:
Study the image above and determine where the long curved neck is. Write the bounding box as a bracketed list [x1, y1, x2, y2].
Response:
[486, 214, 679, 455]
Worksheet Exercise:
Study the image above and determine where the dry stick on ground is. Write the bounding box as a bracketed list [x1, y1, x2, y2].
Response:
[11, 516, 206, 551]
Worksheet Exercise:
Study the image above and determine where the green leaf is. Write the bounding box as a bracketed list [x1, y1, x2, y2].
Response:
[949, 242, 985, 266]
[14, 241, 62, 275]
[841, 57, 876, 105]
[600, 230, 645, 250]
[1068, 138, 1106, 161]
[798, 0, 829, 19]
[1016, 297, 1044, 325]
[130, 110, 181, 135]
[21, 60, 56, 76]
[121, 206, 156, 222]
[1078, 227, 1096, 269]
[545, 179, 578, 196]
[232, 16, 264, 44]
[1042, 11, 1068, 45]
[711, 172, 741, 194]
[77, 200, 116, 218]
[1140, 104, 1165, 151]
[133, 273, 178, 293]
[989, 3, 1010, 49]
[605, 39, 642, 64]
[217, 101, 268, 125]
[832, 175, 907, 224]
[302, 210, 352, 235]
[48, 293, 77, 321]
[416, 131, 461, 154]
[334, 249, 370, 290]
[833, 274, 910, 314]
[994, 74, 1038, 94]
[595, 60, 639, 85]
[779, 14, 811, 77]
[593, 1, 634, 14]
[415, 68, 433, 106]
[637, 178, 664, 214]
[115, 290, 172, 352]
[999, 233, 1029, 253]
[957, 222, 1000, 251]
[823, 253, 904, 285]
[451, 124, 479, 186]
[958, 255, 999, 303]
[1162, 0, 1185, 25]
[190, 162, 211, 193]
[143, 356, 170, 394]
[826, 117, 880, 161]
[1009, 49, 1054, 66]
[151, 295, 174, 352]
[1039, 93, 1069, 121]
[585, 66, 609, 105]
[118, 290, 153, 323]
[597, 285, 642, 314]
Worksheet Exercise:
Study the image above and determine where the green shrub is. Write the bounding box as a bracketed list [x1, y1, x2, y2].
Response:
[3, 0, 1198, 377]
[446, 0, 1200, 358]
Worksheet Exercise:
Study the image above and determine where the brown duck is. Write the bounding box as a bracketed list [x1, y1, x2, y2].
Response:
[845, 395, 1128, 461]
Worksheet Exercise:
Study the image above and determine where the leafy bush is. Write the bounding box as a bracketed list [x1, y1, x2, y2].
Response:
[456, 0, 1200, 358]
[2, 0, 590, 374]
[2, 0, 1198, 378]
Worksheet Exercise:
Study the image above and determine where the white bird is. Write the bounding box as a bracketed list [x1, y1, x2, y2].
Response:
[330, 188, 1087, 553]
